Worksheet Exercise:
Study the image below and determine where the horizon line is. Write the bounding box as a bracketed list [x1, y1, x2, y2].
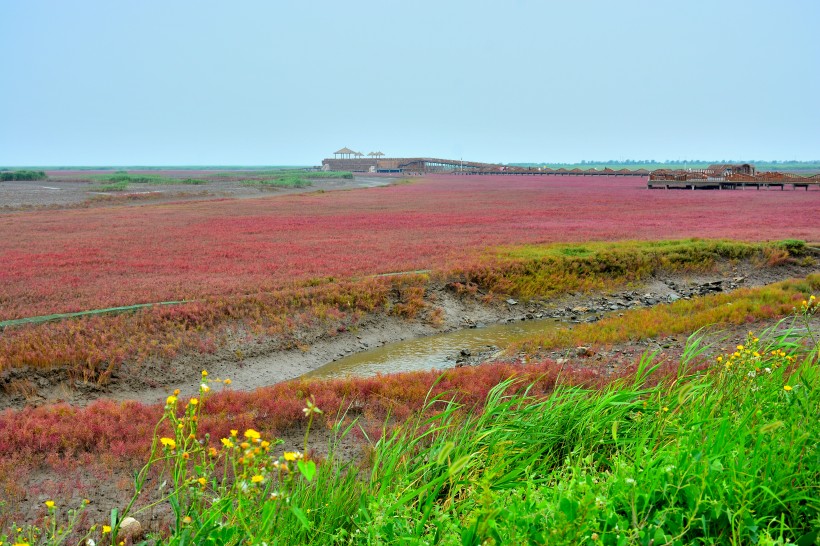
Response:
[3, 158, 820, 170]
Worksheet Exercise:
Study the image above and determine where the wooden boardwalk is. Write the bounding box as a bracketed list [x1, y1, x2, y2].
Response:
[453, 170, 640, 177]
[647, 179, 819, 191]
[323, 156, 819, 190]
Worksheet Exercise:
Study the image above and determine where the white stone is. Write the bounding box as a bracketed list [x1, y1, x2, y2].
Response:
[120, 517, 142, 537]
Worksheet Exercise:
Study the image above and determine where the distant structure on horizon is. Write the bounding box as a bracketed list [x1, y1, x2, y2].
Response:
[324, 147, 396, 172]
[703, 163, 756, 177]
[322, 148, 516, 174]
[320, 151, 819, 190]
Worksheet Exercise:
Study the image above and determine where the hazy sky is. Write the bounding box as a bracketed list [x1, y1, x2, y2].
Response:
[2, 0, 818, 166]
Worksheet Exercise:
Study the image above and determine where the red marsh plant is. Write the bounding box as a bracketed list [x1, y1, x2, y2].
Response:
[0, 241, 808, 380]
[0, 277, 402, 379]
[2, 175, 818, 321]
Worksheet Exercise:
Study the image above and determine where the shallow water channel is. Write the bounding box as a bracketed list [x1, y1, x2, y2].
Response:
[303, 317, 570, 380]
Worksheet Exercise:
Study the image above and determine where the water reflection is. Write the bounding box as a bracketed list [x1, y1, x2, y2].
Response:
[304, 318, 567, 379]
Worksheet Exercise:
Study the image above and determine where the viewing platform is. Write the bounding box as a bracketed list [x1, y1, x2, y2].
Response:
[648, 165, 820, 190]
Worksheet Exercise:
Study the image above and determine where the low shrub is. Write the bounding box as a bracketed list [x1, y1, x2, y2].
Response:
[0, 170, 47, 181]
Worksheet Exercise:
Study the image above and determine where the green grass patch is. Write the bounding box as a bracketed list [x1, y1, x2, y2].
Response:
[461, 239, 796, 299]
[234, 170, 354, 189]
[216, 169, 353, 179]
[241, 176, 313, 189]
[0, 170, 47, 181]
[297, 170, 352, 179]
[347, 324, 819, 544]
[89, 181, 130, 192]
[90, 174, 208, 186]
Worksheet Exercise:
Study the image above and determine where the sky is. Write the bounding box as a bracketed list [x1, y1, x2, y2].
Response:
[1, 0, 818, 166]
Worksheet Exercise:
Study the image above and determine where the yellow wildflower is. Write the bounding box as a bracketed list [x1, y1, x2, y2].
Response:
[160, 437, 176, 449]
[197, 477, 207, 486]
[166, 395, 177, 405]
[784, 385, 793, 392]
[208, 447, 218, 457]
[283, 451, 301, 461]
[261, 441, 270, 449]
[182, 516, 192, 524]
[230, 429, 238, 437]
[201, 370, 208, 377]
[244, 429, 261, 440]
[251, 474, 264, 483]
[189, 398, 198, 406]
[224, 378, 232, 385]
[103, 525, 111, 534]
[737, 344, 744, 351]
[221, 438, 234, 448]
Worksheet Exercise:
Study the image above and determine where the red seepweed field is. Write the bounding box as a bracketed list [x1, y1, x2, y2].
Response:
[2, 174, 818, 322]
[1, 173, 819, 533]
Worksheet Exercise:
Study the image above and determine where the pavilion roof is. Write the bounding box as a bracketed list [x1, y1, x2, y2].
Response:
[334, 147, 356, 154]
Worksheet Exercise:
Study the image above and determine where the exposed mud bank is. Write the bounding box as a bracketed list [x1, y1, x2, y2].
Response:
[2, 260, 815, 410]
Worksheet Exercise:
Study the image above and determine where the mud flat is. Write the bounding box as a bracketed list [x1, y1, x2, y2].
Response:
[0, 173, 396, 210]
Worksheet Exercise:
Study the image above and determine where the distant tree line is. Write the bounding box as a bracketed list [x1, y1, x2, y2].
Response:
[0, 170, 48, 181]
[511, 160, 820, 172]
[525, 160, 820, 167]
